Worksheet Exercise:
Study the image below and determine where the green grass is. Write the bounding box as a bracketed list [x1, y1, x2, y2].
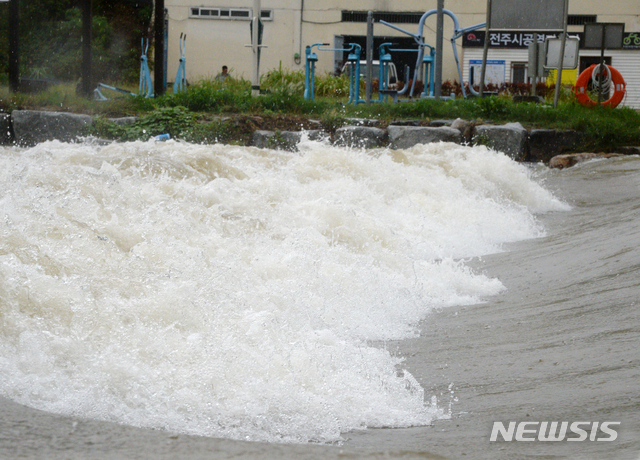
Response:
[1, 70, 639, 151]
[0, 82, 141, 116]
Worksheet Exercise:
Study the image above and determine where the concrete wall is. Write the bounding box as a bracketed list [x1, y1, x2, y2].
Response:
[164, 0, 640, 93]
[165, 0, 485, 83]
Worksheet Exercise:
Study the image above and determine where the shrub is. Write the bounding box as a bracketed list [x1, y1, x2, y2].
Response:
[89, 106, 195, 141]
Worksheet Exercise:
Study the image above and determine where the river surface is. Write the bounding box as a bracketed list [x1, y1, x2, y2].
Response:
[0, 138, 638, 459]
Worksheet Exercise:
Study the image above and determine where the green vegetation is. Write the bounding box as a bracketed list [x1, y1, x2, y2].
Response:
[1, 69, 639, 152]
[0, 0, 152, 83]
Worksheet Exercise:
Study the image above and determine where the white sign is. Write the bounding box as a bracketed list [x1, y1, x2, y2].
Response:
[545, 37, 580, 69]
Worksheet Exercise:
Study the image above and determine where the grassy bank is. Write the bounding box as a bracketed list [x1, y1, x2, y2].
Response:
[1, 74, 639, 151]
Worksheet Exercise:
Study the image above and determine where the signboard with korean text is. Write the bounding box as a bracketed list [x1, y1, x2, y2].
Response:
[464, 31, 640, 51]
[464, 31, 567, 49]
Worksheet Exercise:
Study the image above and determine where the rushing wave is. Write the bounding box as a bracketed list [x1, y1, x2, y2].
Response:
[0, 138, 567, 443]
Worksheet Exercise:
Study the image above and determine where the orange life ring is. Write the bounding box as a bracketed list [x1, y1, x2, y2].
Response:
[573, 64, 626, 108]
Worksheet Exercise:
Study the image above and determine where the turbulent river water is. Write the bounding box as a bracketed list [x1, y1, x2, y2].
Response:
[0, 138, 638, 459]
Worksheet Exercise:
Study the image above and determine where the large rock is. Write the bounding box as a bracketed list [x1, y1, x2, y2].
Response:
[549, 152, 623, 169]
[12, 110, 93, 146]
[344, 118, 381, 127]
[252, 129, 328, 151]
[528, 129, 584, 163]
[388, 126, 463, 149]
[1, 113, 12, 145]
[333, 126, 386, 149]
[428, 119, 454, 127]
[472, 122, 528, 161]
[450, 118, 474, 144]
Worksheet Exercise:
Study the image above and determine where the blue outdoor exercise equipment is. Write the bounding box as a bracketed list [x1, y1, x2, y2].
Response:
[139, 38, 154, 98]
[380, 10, 485, 99]
[377, 42, 435, 102]
[173, 33, 187, 94]
[93, 83, 136, 101]
[303, 43, 325, 101]
[94, 38, 154, 100]
[377, 42, 397, 102]
[304, 42, 365, 105]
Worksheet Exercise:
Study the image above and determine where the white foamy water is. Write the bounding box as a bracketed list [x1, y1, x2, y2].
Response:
[0, 138, 567, 444]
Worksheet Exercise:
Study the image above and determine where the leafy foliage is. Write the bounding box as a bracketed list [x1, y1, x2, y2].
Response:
[0, 0, 152, 83]
[261, 66, 305, 95]
[165, 79, 253, 113]
[89, 106, 195, 141]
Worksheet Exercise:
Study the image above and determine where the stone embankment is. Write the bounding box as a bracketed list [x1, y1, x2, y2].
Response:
[3, 110, 639, 166]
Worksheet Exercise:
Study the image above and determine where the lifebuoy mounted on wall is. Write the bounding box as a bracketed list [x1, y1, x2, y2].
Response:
[573, 64, 626, 108]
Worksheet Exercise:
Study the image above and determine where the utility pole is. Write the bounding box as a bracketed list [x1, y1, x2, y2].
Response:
[552, 0, 569, 108]
[251, 0, 261, 96]
[435, 0, 444, 99]
[366, 11, 373, 104]
[154, 0, 165, 96]
[8, 0, 19, 93]
[480, 0, 491, 97]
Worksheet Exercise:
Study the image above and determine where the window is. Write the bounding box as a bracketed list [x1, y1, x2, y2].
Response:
[230, 10, 250, 18]
[190, 7, 273, 21]
[342, 10, 424, 24]
[568, 15, 597, 26]
[511, 62, 527, 83]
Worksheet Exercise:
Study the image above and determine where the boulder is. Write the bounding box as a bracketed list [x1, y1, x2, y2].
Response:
[252, 130, 328, 151]
[548, 152, 623, 169]
[333, 126, 386, 149]
[12, 110, 93, 146]
[472, 122, 528, 161]
[528, 129, 584, 163]
[450, 118, 474, 144]
[388, 126, 463, 149]
[387, 120, 420, 127]
[1, 113, 12, 145]
[428, 119, 454, 127]
[344, 118, 381, 127]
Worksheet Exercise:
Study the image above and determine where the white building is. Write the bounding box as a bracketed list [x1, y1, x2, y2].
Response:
[164, 0, 640, 107]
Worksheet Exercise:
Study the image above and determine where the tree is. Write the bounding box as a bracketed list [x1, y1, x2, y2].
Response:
[0, 0, 152, 83]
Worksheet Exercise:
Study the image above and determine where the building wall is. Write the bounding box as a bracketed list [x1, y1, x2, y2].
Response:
[165, 0, 488, 83]
[462, 48, 640, 109]
[165, 0, 640, 107]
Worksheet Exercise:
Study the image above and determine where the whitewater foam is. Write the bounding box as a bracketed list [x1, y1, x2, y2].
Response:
[0, 139, 567, 443]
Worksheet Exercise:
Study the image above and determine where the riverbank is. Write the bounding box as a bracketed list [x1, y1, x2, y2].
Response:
[2, 80, 640, 156]
[3, 109, 640, 164]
